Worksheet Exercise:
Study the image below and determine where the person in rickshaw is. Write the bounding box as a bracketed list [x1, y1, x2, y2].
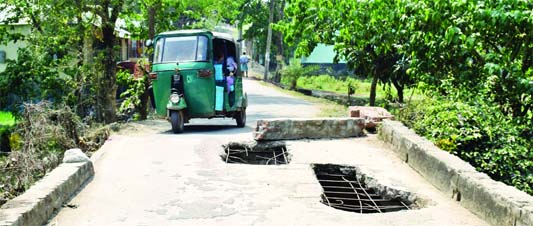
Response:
[216, 52, 238, 73]
[215, 51, 237, 105]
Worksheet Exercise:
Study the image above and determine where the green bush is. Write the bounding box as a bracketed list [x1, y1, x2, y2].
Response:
[116, 61, 151, 121]
[398, 95, 533, 195]
[280, 60, 318, 89]
[0, 112, 15, 126]
[0, 111, 16, 153]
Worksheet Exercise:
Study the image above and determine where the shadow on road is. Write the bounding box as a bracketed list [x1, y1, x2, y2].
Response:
[159, 123, 253, 136]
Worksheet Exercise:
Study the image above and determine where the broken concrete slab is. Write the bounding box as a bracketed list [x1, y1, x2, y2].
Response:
[348, 106, 394, 129]
[253, 118, 365, 141]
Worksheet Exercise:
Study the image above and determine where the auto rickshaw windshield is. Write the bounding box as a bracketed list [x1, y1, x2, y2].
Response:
[153, 35, 208, 63]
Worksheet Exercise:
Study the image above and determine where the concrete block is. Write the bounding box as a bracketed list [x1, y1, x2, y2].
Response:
[457, 172, 523, 226]
[517, 206, 533, 226]
[348, 106, 394, 129]
[378, 120, 394, 143]
[378, 119, 533, 226]
[254, 118, 365, 141]
[0, 161, 94, 226]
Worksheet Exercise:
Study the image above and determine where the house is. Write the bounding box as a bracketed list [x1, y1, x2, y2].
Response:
[0, 8, 140, 73]
[301, 44, 348, 74]
[0, 6, 31, 72]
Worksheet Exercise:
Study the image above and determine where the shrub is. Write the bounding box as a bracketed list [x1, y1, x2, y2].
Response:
[0, 102, 108, 205]
[280, 60, 318, 89]
[116, 60, 151, 121]
[0, 111, 16, 153]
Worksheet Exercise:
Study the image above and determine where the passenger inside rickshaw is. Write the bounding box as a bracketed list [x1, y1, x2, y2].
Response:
[213, 38, 237, 106]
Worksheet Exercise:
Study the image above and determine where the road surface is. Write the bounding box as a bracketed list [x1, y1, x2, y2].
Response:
[47, 79, 488, 226]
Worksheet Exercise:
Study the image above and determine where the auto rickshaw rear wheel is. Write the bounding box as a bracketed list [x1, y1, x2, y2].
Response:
[235, 108, 246, 128]
[170, 110, 184, 133]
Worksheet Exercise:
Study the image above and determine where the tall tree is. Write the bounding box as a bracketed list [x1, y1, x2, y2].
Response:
[279, 0, 413, 105]
[92, 0, 125, 123]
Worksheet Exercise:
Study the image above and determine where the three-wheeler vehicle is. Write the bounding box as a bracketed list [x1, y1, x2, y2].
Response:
[148, 30, 247, 133]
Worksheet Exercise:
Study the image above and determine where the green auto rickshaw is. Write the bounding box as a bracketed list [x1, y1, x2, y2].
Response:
[148, 30, 247, 133]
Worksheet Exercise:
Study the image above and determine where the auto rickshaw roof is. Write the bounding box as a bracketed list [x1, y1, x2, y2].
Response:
[157, 29, 235, 42]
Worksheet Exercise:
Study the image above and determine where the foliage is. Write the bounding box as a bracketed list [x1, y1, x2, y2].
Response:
[278, 0, 533, 195]
[240, 0, 289, 66]
[122, 0, 243, 40]
[278, 0, 415, 105]
[279, 59, 318, 89]
[116, 64, 150, 120]
[0, 46, 77, 115]
[0, 112, 15, 127]
[397, 95, 533, 195]
[0, 112, 16, 155]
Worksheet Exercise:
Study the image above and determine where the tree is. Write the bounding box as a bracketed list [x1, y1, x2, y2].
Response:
[279, 0, 413, 105]
[0, 0, 93, 114]
[399, 0, 533, 119]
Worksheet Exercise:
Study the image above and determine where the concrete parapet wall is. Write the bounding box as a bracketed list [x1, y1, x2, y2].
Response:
[379, 120, 533, 226]
[254, 118, 366, 140]
[0, 162, 94, 226]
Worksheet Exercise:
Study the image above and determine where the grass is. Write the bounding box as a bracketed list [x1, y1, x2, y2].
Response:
[296, 74, 423, 102]
[0, 111, 15, 126]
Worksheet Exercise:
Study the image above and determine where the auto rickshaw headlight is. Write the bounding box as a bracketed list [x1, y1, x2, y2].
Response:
[169, 93, 180, 104]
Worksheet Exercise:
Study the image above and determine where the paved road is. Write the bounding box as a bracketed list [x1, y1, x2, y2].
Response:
[47, 79, 488, 226]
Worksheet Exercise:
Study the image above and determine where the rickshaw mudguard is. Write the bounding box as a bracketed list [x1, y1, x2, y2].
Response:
[167, 98, 187, 111]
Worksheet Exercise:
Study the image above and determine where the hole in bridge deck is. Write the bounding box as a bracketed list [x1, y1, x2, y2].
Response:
[313, 164, 416, 214]
[221, 141, 290, 165]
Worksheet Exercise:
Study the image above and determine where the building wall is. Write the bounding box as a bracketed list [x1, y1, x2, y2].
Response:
[0, 24, 31, 72]
[301, 44, 349, 75]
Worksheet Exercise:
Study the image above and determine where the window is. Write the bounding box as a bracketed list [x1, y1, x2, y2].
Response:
[154, 35, 208, 63]
[153, 38, 163, 63]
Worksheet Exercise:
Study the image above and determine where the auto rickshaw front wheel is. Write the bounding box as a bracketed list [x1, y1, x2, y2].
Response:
[170, 110, 184, 133]
[235, 108, 246, 128]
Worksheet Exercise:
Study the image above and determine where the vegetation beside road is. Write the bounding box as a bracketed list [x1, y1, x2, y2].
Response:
[277, 59, 533, 195]
[0, 103, 113, 205]
[279, 0, 533, 194]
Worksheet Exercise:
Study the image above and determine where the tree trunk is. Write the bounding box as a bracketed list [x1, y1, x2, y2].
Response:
[137, 77, 150, 120]
[99, 24, 118, 123]
[148, 2, 159, 40]
[397, 86, 404, 103]
[392, 80, 404, 103]
[94, 0, 123, 124]
[369, 72, 378, 106]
